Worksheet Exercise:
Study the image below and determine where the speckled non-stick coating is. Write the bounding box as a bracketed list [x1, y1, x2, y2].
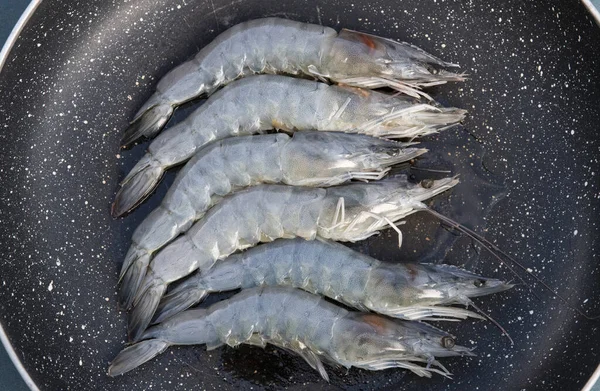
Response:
[0, 0, 599, 389]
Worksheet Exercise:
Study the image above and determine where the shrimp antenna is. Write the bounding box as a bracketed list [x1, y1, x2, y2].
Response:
[467, 300, 514, 345]
[423, 208, 536, 300]
[410, 167, 452, 174]
[424, 208, 600, 320]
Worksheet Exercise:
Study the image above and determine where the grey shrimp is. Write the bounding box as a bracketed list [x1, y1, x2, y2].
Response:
[117, 132, 426, 307]
[123, 18, 464, 145]
[123, 176, 458, 341]
[109, 286, 474, 379]
[154, 238, 513, 324]
[115, 74, 466, 215]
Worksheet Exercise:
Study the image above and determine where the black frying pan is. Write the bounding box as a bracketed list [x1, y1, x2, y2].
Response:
[1, 0, 599, 389]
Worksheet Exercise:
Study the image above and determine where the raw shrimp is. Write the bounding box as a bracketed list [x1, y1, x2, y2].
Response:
[123, 176, 459, 341]
[123, 18, 464, 145]
[114, 128, 427, 217]
[115, 75, 466, 215]
[154, 238, 513, 324]
[117, 132, 426, 303]
[109, 286, 474, 379]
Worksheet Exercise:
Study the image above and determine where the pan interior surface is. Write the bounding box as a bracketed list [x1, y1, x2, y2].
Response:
[0, 0, 599, 389]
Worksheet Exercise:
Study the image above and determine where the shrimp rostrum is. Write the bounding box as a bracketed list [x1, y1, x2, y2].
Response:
[115, 74, 466, 216]
[154, 238, 513, 324]
[123, 176, 458, 341]
[109, 287, 474, 379]
[124, 18, 464, 145]
[117, 132, 426, 307]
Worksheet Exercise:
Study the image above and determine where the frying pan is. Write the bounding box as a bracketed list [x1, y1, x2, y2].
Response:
[1, 0, 599, 389]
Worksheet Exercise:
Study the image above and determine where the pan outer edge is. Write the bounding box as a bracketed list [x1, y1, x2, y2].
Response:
[582, 0, 600, 25]
[0, 0, 42, 71]
[582, 365, 600, 391]
[0, 323, 39, 391]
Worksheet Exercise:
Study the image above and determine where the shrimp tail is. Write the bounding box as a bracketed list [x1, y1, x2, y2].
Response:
[107, 339, 170, 377]
[112, 157, 164, 217]
[129, 282, 167, 342]
[153, 287, 208, 324]
[119, 245, 147, 281]
[121, 103, 173, 147]
[118, 252, 151, 310]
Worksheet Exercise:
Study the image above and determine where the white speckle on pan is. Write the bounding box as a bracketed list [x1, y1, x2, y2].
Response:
[47, 280, 54, 291]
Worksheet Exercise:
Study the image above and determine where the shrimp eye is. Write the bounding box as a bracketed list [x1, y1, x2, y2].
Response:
[426, 65, 439, 75]
[421, 179, 434, 189]
[441, 336, 455, 349]
[474, 280, 485, 287]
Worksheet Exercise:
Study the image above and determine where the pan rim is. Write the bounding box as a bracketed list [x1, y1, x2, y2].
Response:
[0, 2, 44, 390]
[0, 0, 42, 72]
[581, 0, 600, 25]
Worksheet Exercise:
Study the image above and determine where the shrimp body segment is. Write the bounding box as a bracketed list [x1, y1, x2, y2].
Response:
[154, 238, 513, 324]
[123, 176, 458, 341]
[108, 287, 474, 379]
[124, 18, 464, 145]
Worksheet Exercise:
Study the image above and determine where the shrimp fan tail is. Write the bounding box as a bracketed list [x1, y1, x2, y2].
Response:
[153, 288, 208, 324]
[129, 283, 167, 342]
[112, 164, 164, 217]
[108, 339, 170, 377]
[118, 252, 151, 310]
[121, 103, 173, 147]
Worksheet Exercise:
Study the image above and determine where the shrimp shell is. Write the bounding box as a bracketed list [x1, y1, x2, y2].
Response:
[122, 176, 458, 341]
[108, 286, 474, 379]
[123, 18, 464, 145]
[154, 238, 513, 324]
[116, 74, 465, 216]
